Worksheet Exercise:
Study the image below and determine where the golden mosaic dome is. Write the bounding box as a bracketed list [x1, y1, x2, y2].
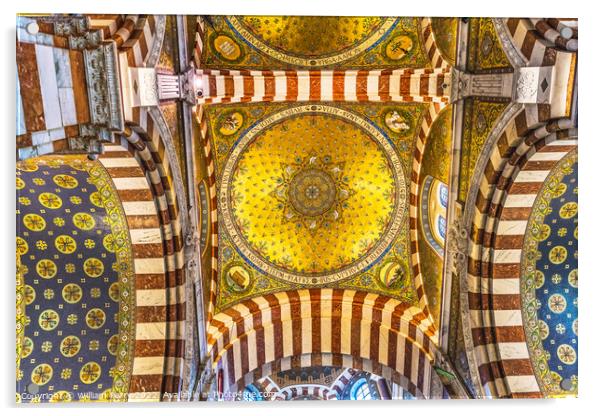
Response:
[220, 105, 406, 285]
[226, 16, 398, 66]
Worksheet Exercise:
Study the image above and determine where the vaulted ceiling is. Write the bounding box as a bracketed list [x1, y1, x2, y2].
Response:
[15, 13, 578, 402]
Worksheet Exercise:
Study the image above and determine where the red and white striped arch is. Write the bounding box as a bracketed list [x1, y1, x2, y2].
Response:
[420, 17, 454, 70]
[207, 289, 439, 398]
[234, 352, 430, 399]
[96, 109, 188, 401]
[273, 385, 337, 401]
[330, 368, 359, 398]
[88, 14, 161, 67]
[98, 140, 186, 401]
[123, 108, 188, 400]
[466, 103, 577, 398]
[501, 18, 578, 67]
[256, 376, 280, 396]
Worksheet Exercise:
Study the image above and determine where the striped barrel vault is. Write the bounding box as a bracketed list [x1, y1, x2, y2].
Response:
[466, 103, 577, 398]
[88, 14, 159, 67]
[120, 109, 187, 400]
[206, 289, 438, 398]
[530, 18, 578, 52]
[274, 385, 337, 401]
[235, 352, 430, 399]
[330, 368, 358, 397]
[408, 103, 447, 324]
[503, 18, 578, 66]
[16, 14, 160, 160]
[195, 68, 451, 105]
[420, 17, 453, 70]
[16, 38, 91, 158]
[545, 18, 578, 41]
[256, 376, 280, 397]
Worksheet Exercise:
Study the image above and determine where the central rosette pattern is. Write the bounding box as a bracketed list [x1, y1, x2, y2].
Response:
[272, 153, 354, 232]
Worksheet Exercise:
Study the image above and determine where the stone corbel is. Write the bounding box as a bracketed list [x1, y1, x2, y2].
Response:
[181, 66, 200, 105]
[83, 42, 125, 134]
[451, 69, 514, 102]
[448, 218, 469, 275]
[60, 124, 113, 159]
[198, 354, 216, 401]
[130, 67, 160, 106]
[513, 66, 554, 104]
[52, 16, 103, 50]
[433, 350, 471, 399]
[52, 16, 88, 37]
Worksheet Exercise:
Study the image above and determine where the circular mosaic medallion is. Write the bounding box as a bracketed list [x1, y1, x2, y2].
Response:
[86, 308, 106, 329]
[60, 336, 81, 357]
[288, 168, 337, 217]
[36, 259, 57, 279]
[39, 192, 62, 209]
[62, 283, 83, 304]
[224, 263, 253, 293]
[83, 258, 104, 278]
[23, 213, 46, 232]
[53, 174, 78, 189]
[377, 261, 406, 289]
[31, 363, 53, 385]
[226, 17, 398, 67]
[79, 361, 101, 384]
[38, 309, 60, 331]
[384, 35, 414, 60]
[220, 105, 405, 285]
[213, 34, 242, 61]
[557, 344, 577, 365]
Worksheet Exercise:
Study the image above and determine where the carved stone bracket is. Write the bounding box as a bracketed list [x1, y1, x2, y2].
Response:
[83, 42, 125, 132]
[52, 16, 89, 37]
[448, 218, 469, 275]
[197, 354, 216, 401]
[513, 66, 553, 103]
[451, 69, 513, 102]
[51, 16, 103, 50]
[68, 31, 103, 50]
[433, 351, 471, 399]
[181, 67, 199, 105]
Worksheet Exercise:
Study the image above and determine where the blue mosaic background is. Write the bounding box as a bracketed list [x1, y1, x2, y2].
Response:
[534, 161, 578, 390]
[16, 160, 120, 402]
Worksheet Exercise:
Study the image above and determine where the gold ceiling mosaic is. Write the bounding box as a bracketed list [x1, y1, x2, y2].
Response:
[206, 102, 427, 309]
[202, 16, 430, 69]
[417, 106, 453, 327]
